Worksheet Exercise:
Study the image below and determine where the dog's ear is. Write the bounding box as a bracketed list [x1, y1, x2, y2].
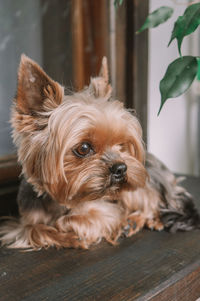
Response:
[16, 54, 64, 114]
[89, 57, 112, 99]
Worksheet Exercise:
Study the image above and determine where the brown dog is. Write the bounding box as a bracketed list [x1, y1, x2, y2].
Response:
[0, 55, 199, 250]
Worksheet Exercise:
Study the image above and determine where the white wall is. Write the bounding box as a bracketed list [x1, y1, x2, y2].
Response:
[148, 0, 199, 175]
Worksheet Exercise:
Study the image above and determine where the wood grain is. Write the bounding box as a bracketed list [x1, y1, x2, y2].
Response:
[71, 0, 109, 90]
[0, 176, 200, 301]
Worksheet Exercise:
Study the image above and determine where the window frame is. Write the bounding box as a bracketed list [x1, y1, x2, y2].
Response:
[0, 0, 148, 184]
[0, 154, 21, 184]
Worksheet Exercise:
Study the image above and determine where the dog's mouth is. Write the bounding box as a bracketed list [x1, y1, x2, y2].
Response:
[64, 161, 129, 206]
[67, 173, 128, 206]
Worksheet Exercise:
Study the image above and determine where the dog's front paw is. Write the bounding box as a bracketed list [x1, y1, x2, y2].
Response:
[146, 218, 164, 232]
[123, 213, 146, 237]
[123, 213, 164, 237]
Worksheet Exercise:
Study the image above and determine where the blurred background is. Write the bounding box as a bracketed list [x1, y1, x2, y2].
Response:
[148, 0, 200, 176]
[0, 0, 199, 186]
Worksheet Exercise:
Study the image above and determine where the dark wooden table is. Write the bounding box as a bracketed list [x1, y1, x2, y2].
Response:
[1, 176, 200, 301]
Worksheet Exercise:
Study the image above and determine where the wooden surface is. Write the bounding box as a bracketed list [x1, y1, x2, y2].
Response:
[1, 176, 200, 301]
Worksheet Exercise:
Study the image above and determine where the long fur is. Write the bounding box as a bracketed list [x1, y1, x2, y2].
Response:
[146, 154, 200, 232]
[0, 55, 199, 250]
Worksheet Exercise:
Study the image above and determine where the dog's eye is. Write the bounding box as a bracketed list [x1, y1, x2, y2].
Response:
[73, 142, 94, 158]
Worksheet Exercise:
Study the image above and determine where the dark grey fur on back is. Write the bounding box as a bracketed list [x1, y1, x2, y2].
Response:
[17, 178, 66, 222]
[146, 153, 200, 232]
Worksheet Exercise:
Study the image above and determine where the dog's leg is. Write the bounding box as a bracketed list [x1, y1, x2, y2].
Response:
[145, 216, 164, 231]
[0, 218, 84, 249]
[121, 183, 164, 237]
[0, 179, 85, 249]
[55, 200, 124, 248]
[123, 212, 163, 237]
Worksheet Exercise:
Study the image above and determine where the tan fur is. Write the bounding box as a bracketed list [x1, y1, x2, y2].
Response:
[0, 55, 165, 250]
[89, 56, 112, 99]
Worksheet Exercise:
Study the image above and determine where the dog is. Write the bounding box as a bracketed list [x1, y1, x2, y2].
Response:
[0, 54, 199, 250]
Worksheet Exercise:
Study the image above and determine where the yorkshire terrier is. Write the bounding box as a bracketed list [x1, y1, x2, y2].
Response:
[0, 55, 199, 250]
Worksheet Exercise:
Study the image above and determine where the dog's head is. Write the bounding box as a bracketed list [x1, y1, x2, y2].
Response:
[12, 55, 147, 207]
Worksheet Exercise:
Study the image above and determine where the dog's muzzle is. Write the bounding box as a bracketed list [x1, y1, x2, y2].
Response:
[110, 162, 127, 184]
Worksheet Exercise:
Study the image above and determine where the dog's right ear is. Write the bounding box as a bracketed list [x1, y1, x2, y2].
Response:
[16, 54, 64, 114]
[89, 57, 112, 99]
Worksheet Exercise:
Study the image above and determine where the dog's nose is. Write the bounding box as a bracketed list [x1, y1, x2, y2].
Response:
[110, 162, 127, 183]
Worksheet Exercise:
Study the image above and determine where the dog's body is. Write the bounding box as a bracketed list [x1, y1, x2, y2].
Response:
[0, 55, 199, 249]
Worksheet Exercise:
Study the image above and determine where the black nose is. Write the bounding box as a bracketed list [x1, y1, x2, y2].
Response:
[110, 163, 127, 183]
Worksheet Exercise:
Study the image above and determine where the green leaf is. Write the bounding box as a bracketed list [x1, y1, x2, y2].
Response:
[158, 56, 198, 115]
[137, 6, 173, 33]
[114, 0, 123, 8]
[168, 3, 200, 56]
[197, 58, 200, 81]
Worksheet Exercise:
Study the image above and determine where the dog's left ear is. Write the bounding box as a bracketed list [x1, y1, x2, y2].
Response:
[16, 54, 64, 114]
[89, 57, 112, 99]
